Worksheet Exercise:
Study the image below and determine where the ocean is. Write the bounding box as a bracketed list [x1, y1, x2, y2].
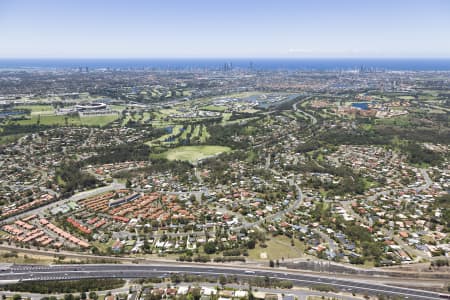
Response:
[1, 58, 450, 71]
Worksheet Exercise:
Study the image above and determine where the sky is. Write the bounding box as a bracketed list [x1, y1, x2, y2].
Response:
[0, 0, 449, 58]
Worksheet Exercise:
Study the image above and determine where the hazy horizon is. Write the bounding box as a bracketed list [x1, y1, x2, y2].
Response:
[1, 0, 450, 58]
[2, 57, 450, 71]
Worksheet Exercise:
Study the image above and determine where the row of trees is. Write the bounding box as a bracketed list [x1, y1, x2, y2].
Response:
[1, 279, 125, 294]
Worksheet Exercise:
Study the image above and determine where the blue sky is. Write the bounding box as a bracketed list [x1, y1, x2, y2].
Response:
[0, 0, 449, 58]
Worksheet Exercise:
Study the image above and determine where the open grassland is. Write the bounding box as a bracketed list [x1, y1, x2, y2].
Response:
[158, 145, 231, 162]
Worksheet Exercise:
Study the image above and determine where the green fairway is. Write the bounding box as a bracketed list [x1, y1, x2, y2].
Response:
[147, 124, 183, 145]
[200, 125, 210, 142]
[159, 145, 231, 162]
[180, 125, 192, 140]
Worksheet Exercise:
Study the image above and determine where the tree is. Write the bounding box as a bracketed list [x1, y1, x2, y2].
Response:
[248, 286, 254, 300]
[219, 275, 227, 287]
[269, 260, 275, 268]
[89, 292, 98, 300]
[13, 295, 21, 300]
[64, 294, 74, 300]
[247, 239, 256, 249]
[203, 241, 217, 254]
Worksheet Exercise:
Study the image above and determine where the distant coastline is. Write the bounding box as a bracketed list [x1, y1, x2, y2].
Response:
[1, 58, 450, 71]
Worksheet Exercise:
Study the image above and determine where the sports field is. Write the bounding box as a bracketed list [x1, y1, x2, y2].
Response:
[160, 145, 231, 162]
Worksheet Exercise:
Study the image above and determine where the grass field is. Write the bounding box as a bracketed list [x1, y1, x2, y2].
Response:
[13, 114, 119, 127]
[375, 115, 411, 126]
[201, 105, 227, 112]
[16, 104, 54, 112]
[15, 115, 79, 126]
[16, 104, 54, 116]
[158, 145, 231, 162]
[109, 104, 127, 111]
[80, 115, 119, 126]
[248, 235, 305, 260]
[0, 250, 54, 265]
[0, 134, 25, 145]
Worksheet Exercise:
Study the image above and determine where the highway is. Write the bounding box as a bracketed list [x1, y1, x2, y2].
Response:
[1, 264, 448, 300]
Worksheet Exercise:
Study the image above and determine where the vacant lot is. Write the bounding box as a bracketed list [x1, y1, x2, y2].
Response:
[160, 145, 231, 162]
[248, 235, 305, 261]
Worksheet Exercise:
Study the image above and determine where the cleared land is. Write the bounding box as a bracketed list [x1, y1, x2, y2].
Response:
[159, 145, 231, 162]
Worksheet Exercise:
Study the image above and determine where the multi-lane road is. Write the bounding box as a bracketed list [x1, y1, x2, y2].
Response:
[1, 264, 449, 300]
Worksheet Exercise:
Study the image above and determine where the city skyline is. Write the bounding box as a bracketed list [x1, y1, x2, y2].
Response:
[1, 0, 450, 58]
